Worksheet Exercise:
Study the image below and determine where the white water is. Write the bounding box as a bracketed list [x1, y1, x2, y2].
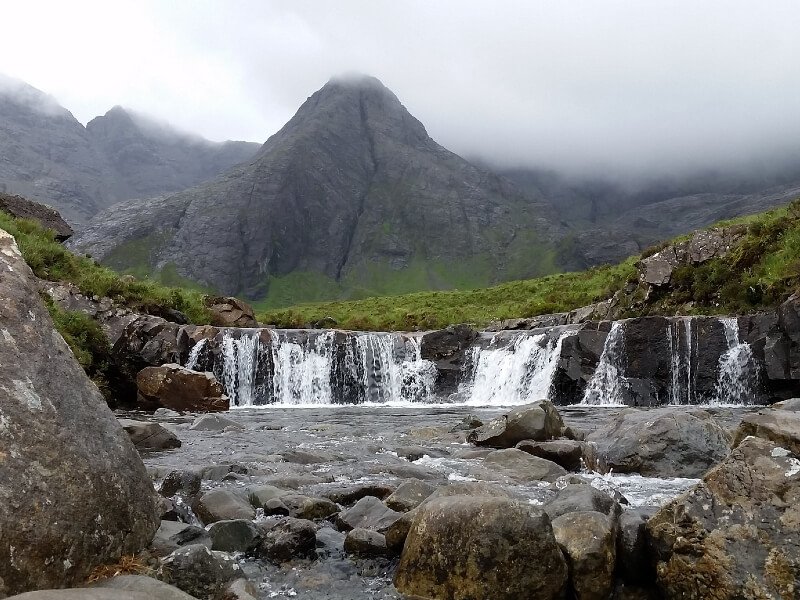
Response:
[185, 338, 207, 371]
[712, 318, 758, 405]
[221, 333, 260, 406]
[581, 322, 627, 406]
[270, 331, 336, 405]
[463, 331, 571, 406]
[668, 319, 694, 405]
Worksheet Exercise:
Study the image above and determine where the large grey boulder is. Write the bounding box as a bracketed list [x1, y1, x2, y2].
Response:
[193, 489, 255, 524]
[7, 574, 194, 600]
[647, 436, 800, 599]
[0, 229, 159, 596]
[467, 400, 565, 448]
[588, 408, 730, 477]
[394, 496, 568, 600]
[732, 409, 800, 454]
[136, 364, 229, 412]
[335, 496, 401, 533]
[483, 448, 567, 482]
[552, 511, 617, 600]
[544, 484, 622, 521]
[118, 419, 181, 451]
[158, 544, 241, 600]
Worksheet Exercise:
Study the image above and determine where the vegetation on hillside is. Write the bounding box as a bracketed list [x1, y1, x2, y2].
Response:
[259, 200, 800, 330]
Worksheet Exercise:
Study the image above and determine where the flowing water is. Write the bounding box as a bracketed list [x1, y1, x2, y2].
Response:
[581, 322, 627, 405]
[712, 318, 759, 405]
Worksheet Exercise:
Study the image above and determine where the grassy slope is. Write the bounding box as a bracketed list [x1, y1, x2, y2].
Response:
[258, 200, 800, 331]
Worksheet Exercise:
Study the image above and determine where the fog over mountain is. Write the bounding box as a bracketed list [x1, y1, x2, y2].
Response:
[2, 1, 799, 180]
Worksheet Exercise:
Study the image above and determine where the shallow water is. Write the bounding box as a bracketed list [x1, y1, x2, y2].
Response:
[133, 404, 758, 599]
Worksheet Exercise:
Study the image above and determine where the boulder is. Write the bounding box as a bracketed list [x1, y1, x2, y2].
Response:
[552, 511, 617, 600]
[732, 409, 800, 454]
[118, 419, 181, 450]
[193, 489, 255, 524]
[0, 193, 73, 241]
[343, 528, 389, 556]
[222, 579, 260, 600]
[158, 469, 202, 498]
[280, 494, 339, 520]
[189, 414, 244, 432]
[384, 479, 435, 512]
[0, 228, 159, 596]
[647, 436, 800, 599]
[200, 463, 248, 481]
[588, 408, 730, 477]
[91, 575, 196, 600]
[207, 519, 261, 553]
[151, 520, 209, 556]
[544, 484, 622, 521]
[394, 496, 568, 600]
[771, 398, 800, 411]
[335, 496, 401, 533]
[516, 439, 593, 471]
[158, 544, 241, 600]
[395, 445, 449, 461]
[617, 507, 658, 586]
[419, 324, 478, 392]
[483, 448, 567, 482]
[136, 364, 229, 412]
[449, 414, 483, 432]
[318, 483, 395, 505]
[256, 517, 317, 563]
[466, 400, 565, 448]
[203, 296, 257, 328]
[315, 526, 346, 558]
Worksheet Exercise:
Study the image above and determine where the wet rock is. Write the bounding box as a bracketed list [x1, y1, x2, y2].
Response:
[394, 496, 568, 600]
[318, 483, 395, 505]
[617, 507, 658, 585]
[90, 575, 197, 599]
[151, 520, 209, 556]
[771, 397, 800, 411]
[247, 484, 288, 506]
[0, 228, 160, 595]
[207, 519, 261, 553]
[425, 481, 518, 500]
[552, 511, 617, 600]
[449, 414, 484, 432]
[335, 496, 402, 533]
[545, 484, 622, 521]
[158, 469, 202, 498]
[262, 498, 290, 516]
[394, 445, 450, 461]
[587, 408, 730, 477]
[203, 295, 258, 328]
[467, 400, 565, 448]
[200, 463, 248, 481]
[315, 526, 346, 558]
[366, 461, 439, 480]
[158, 544, 240, 600]
[280, 449, 334, 464]
[732, 409, 800, 454]
[193, 489, 255, 524]
[281, 494, 339, 520]
[119, 419, 181, 450]
[344, 528, 389, 556]
[419, 324, 477, 392]
[515, 439, 593, 471]
[384, 510, 416, 553]
[647, 436, 800, 599]
[221, 578, 260, 600]
[483, 448, 568, 482]
[256, 517, 317, 563]
[189, 414, 244, 432]
[384, 479, 435, 512]
[137, 363, 229, 412]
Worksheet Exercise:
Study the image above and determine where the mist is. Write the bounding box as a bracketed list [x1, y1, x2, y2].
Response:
[2, 1, 799, 180]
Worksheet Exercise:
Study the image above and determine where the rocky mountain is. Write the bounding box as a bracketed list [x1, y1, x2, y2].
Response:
[70, 76, 561, 304]
[0, 75, 259, 224]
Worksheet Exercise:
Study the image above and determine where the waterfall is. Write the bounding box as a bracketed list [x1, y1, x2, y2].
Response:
[270, 331, 336, 405]
[668, 319, 694, 405]
[345, 333, 437, 404]
[462, 330, 571, 405]
[185, 338, 207, 371]
[581, 322, 626, 405]
[221, 332, 260, 407]
[712, 318, 758, 405]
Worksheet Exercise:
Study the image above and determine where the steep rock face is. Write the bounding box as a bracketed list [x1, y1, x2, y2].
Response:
[0, 76, 258, 225]
[0, 229, 159, 595]
[70, 76, 559, 303]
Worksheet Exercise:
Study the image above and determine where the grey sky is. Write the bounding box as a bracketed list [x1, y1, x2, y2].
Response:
[3, 1, 799, 176]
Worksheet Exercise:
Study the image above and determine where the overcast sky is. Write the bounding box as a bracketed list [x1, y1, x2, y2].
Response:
[2, 1, 800, 177]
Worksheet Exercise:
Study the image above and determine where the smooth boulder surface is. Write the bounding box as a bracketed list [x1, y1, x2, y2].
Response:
[336, 496, 401, 533]
[552, 511, 617, 600]
[466, 400, 565, 448]
[394, 496, 568, 600]
[0, 228, 159, 596]
[647, 436, 800, 599]
[193, 489, 255, 524]
[343, 529, 388, 556]
[588, 408, 730, 477]
[545, 484, 622, 521]
[92, 575, 197, 600]
[384, 479, 435, 512]
[516, 439, 592, 471]
[136, 363, 229, 412]
[732, 409, 800, 454]
[119, 419, 181, 450]
[189, 414, 244, 432]
[483, 448, 568, 482]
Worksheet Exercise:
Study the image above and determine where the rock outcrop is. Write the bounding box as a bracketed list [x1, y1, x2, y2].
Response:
[467, 401, 566, 447]
[203, 296, 257, 328]
[136, 364, 229, 412]
[0, 193, 73, 240]
[647, 436, 800, 598]
[0, 229, 159, 595]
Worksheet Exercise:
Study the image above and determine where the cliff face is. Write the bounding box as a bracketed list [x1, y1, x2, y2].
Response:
[71, 76, 561, 303]
[0, 76, 259, 225]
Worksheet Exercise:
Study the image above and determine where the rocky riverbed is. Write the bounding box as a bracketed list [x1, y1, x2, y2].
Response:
[133, 403, 760, 599]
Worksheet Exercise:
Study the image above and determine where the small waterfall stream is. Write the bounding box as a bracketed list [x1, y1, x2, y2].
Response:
[185, 338, 207, 371]
[581, 322, 627, 405]
[668, 319, 695, 404]
[712, 318, 758, 405]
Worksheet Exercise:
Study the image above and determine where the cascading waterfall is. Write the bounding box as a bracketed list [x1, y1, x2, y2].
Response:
[581, 322, 626, 405]
[185, 338, 207, 371]
[668, 319, 694, 404]
[463, 330, 571, 405]
[269, 331, 336, 405]
[221, 332, 260, 406]
[712, 318, 758, 405]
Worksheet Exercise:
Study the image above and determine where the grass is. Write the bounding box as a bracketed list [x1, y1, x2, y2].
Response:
[0, 211, 212, 324]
